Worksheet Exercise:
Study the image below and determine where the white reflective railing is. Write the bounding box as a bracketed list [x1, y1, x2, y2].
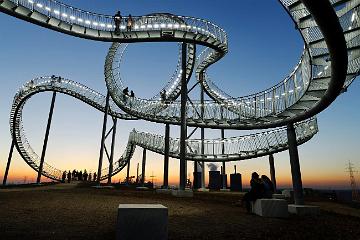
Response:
[9, 0, 227, 44]
[130, 117, 318, 160]
[10, 76, 137, 181]
[198, 48, 313, 118]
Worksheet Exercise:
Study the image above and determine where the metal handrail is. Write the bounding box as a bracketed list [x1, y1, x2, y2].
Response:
[10, 0, 227, 43]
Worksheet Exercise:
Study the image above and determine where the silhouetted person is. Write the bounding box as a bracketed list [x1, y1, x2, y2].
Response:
[93, 172, 97, 181]
[78, 171, 83, 181]
[126, 14, 133, 31]
[242, 172, 264, 212]
[62, 171, 66, 183]
[88, 173, 92, 182]
[130, 90, 135, 98]
[29, 80, 34, 88]
[114, 11, 122, 35]
[160, 89, 166, 103]
[67, 170, 72, 183]
[72, 169, 76, 179]
[50, 75, 56, 84]
[261, 175, 274, 198]
[83, 170, 88, 182]
[123, 87, 129, 102]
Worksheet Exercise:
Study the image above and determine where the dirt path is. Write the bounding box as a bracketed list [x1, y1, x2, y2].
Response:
[0, 187, 359, 240]
[0, 182, 77, 192]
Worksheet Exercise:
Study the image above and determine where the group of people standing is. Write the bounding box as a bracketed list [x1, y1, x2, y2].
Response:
[61, 170, 97, 183]
[114, 11, 134, 35]
[242, 172, 275, 212]
[122, 87, 135, 102]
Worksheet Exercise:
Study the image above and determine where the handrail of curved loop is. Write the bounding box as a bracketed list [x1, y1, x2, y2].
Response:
[10, 77, 318, 181]
[1, 0, 358, 180]
[103, 0, 358, 130]
[198, 0, 359, 122]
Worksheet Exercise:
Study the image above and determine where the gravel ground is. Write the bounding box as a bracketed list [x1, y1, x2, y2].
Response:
[0, 183, 359, 240]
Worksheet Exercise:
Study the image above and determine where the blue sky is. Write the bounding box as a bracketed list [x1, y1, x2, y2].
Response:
[0, 0, 359, 188]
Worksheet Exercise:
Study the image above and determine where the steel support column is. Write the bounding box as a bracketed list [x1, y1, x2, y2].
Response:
[97, 92, 110, 184]
[163, 123, 170, 188]
[37, 91, 56, 184]
[126, 157, 131, 184]
[179, 42, 187, 190]
[221, 129, 226, 189]
[200, 73, 205, 189]
[107, 118, 117, 184]
[269, 154, 277, 192]
[287, 123, 304, 205]
[141, 148, 146, 186]
[2, 140, 15, 185]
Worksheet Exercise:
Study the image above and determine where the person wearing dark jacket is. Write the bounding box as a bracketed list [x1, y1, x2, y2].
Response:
[242, 172, 264, 212]
[62, 171, 66, 183]
[261, 175, 274, 198]
[67, 170, 72, 183]
[114, 11, 122, 35]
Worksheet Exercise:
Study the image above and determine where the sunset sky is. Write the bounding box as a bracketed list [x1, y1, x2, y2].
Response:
[0, 0, 359, 189]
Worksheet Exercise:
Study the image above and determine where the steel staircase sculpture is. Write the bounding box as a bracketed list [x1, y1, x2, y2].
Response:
[1, 0, 358, 181]
[10, 77, 318, 181]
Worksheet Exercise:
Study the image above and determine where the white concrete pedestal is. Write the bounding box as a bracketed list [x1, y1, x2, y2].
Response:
[282, 189, 294, 199]
[91, 185, 114, 189]
[288, 204, 320, 216]
[252, 199, 288, 218]
[195, 188, 209, 192]
[272, 194, 286, 199]
[156, 188, 172, 194]
[220, 189, 230, 192]
[116, 204, 168, 240]
[171, 189, 193, 197]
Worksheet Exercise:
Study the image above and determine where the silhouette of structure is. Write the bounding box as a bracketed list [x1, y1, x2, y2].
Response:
[346, 161, 360, 202]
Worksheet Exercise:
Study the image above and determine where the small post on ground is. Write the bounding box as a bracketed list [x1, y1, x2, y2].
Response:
[97, 92, 110, 184]
[163, 123, 170, 189]
[287, 123, 304, 205]
[108, 118, 117, 184]
[37, 91, 57, 184]
[141, 148, 146, 186]
[179, 42, 187, 191]
[269, 154, 277, 192]
[2, 140, 15, 185]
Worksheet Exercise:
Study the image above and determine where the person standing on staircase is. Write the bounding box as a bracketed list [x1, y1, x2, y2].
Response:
[114, 11, 122, 35]
[126, 14, 133, 31]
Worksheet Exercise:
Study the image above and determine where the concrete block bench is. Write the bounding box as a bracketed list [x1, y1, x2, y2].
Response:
[171, 189, 194, 197]
[288, 204, 320, 216]
[282, 189, 294, 199]
[156, 188, 172, 194]
[252, 199, 288, 218]
[272, 194, 286, 199]
[116, 204, 168, 240]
